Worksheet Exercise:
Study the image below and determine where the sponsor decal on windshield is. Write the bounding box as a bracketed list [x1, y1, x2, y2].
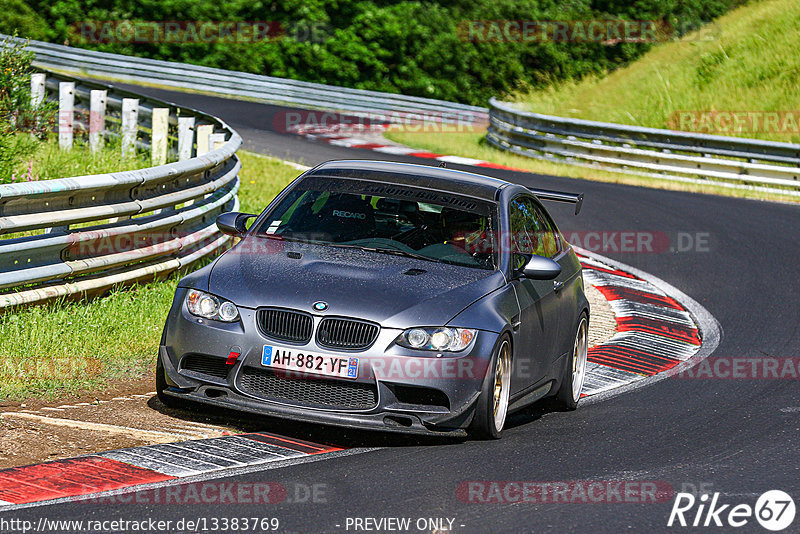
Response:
[332, 210, 366, 219]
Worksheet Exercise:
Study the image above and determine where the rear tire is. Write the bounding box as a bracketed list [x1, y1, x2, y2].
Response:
[469, 335, 512, 439]
[156, 355, 181, 409]
[554, 314, 589, 411]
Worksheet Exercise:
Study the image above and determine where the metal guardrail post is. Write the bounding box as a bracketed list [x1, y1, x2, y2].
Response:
[151, 107, 169, 165]
[30, 73, 45, 108]
[210, 133, 226, 151]
[89, 89, 106, 152]
[121, 98, 139, 158]
[196, 124, 213, 156]
[58, 82, 74, 149]
[178, 117, 195, 161]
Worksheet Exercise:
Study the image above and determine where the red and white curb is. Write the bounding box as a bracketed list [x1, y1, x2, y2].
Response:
[577, 253, 704, 397]
[297, 125, 523, 171]
[0, 432, 342, 506]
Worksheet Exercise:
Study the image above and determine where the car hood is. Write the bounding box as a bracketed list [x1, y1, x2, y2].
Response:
[206, 238, 504, 328]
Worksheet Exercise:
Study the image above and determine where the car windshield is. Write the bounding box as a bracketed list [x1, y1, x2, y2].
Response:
[256, 177, 498, 270]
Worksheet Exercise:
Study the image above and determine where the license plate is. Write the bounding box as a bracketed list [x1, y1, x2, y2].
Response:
[261, 345, 359, 379]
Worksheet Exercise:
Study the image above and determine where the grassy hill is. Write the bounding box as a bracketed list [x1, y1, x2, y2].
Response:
[514, 0, 800, 143]
[386, 0, 800, 202]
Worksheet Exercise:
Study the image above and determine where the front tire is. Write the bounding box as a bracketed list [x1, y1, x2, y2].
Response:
[554, 314, 589, 410]
[470, 335, 512, 439]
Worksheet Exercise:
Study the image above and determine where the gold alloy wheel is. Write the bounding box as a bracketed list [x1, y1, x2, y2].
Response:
[572, 317, 589, 402]
[493, 339, 512, 433]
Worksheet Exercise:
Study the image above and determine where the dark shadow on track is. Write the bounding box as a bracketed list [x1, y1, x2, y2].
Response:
[147, 394, 571, 449]
[147, 396, 572, 448]
[146, 395, 472, 448]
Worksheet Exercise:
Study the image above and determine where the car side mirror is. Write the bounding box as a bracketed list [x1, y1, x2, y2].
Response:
[216, 212, 257, 237]
[520, 254, 562, 280]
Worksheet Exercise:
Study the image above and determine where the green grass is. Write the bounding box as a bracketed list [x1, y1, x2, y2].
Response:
[513, 0, 800, 144]
[4, 135, 152, 183]
[0, 151, 301, 399]
[235, 152, 305, 214]
[0, 278, 179, 398]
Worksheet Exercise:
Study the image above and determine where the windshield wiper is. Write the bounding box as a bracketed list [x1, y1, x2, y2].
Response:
[372, 247, 438, 263]
[326, 243, 438, 263]
[257, 234, 321, 245]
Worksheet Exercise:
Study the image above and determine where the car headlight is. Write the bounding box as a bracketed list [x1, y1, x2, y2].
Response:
[396, 327, 477, 352]
[185, 289, 239, 322]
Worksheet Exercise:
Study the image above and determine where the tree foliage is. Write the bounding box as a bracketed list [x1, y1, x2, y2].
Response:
[4, 0, 744, 105]
[0, 34, 56, 180]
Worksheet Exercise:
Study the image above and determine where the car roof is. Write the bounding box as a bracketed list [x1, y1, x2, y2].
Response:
[304, 160, 510, 201]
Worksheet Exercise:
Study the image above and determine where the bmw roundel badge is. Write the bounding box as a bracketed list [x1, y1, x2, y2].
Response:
[313, 301, 328, 311]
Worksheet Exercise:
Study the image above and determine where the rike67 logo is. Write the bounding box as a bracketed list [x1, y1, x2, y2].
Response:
[668, 490, 795, 531]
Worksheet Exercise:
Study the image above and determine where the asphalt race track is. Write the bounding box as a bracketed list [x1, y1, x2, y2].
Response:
[4, 85, 798, 533]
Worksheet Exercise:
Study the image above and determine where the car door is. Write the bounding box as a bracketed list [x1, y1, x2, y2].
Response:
[536, 203, 582, 360]
[508, 196, 562, 394]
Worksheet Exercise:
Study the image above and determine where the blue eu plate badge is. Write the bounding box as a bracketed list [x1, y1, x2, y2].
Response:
[347, 358, 358, 378]
[262, 345, 273, 366]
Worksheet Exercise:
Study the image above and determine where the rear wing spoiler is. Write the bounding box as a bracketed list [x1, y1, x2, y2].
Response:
[527, 187, 584, 215]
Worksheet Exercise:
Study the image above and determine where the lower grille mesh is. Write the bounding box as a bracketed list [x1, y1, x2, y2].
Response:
[239, 367, 377, 410]
[181, 354, 229, 379]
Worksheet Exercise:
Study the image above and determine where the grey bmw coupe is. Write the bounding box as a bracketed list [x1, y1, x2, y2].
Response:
[157, 160, 589, 438]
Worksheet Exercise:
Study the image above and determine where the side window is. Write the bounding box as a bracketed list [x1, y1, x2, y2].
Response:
[509, 197, 560, 260]
[510, 198, 539, 256]
[531, 204, 561, 257]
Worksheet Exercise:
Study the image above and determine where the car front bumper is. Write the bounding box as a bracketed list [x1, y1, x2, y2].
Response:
[159, 288, 499, 437]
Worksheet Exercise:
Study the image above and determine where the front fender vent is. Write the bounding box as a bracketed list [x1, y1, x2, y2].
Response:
[180, 354, 229, 379]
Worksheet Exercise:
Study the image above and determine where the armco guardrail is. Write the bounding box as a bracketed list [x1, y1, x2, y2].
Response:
[1, 35, 487, 123]
[487, 98, 800, 196]
[0, 70, 241, 308]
